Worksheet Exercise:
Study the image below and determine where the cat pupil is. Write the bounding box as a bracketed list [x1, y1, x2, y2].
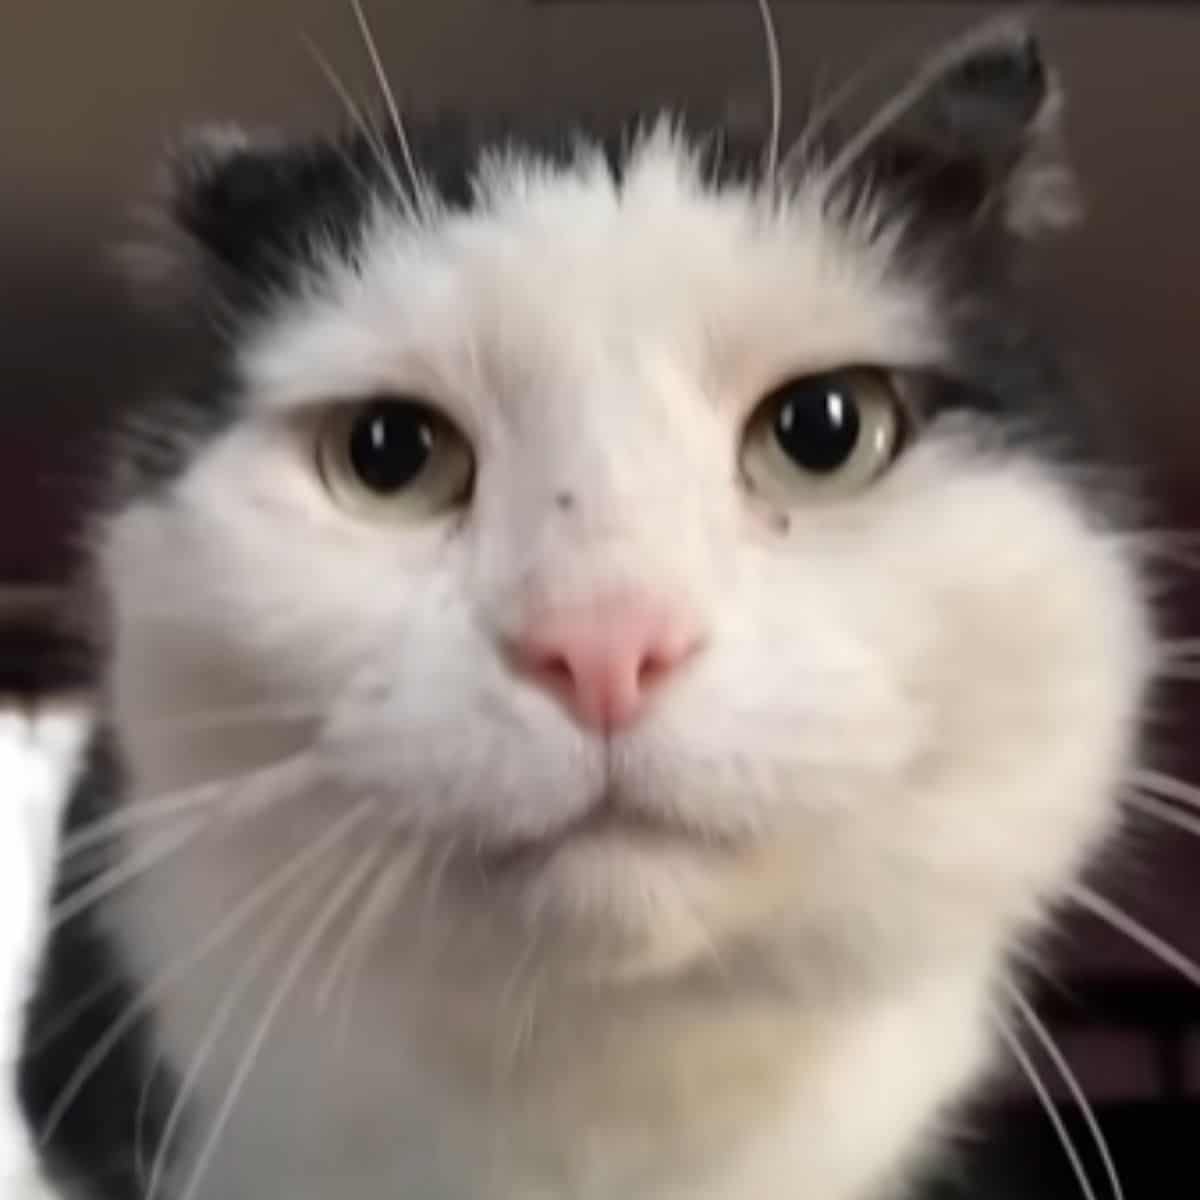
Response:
[348, 401, 435, 493]
[773, 379, 861, 473]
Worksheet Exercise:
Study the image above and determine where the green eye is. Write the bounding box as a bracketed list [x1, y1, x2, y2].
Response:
[317, 397, 474, 519]
[740, 369, 906, 503]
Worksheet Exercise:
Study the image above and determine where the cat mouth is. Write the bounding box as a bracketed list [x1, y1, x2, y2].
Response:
[476, 794, 739, 875]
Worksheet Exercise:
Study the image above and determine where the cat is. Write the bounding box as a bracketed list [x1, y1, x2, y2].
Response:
[15, 19, 1154, 1200]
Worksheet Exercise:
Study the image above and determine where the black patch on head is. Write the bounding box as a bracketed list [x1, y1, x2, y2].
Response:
[916, 29, 1048, 157]
[855, 24, 1078, 242]
[119, 110, 769, 497]
[173, 134, 376, 294]
[18, 733, 178, 1200]
[122, 24, 1081, 498]
[160, 111, 772, 323]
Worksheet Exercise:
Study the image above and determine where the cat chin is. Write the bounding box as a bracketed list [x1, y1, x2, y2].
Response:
[429, 824, 777, 985]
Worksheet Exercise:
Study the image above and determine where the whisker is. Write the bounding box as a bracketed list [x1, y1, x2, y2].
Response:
[51, 755, 315, 928]
[1070, 884, 1200, 990]
[824, 18, 1028, 189]
[781, 23, 952, 176]
[317, 843, 412, 1013]
[996, 1017, 1099, 1200]
[1127, 791, 1200, 841]
[421, 839, 457, 947]
[492, 928, 544, 1086]
[1004, 981, 1124, 1200]
[49, 819, 211, 932]
[1126, 767, 1200, 811]
[146, 854, 345, 1200]
[300, 32, 403, 199]
[57, 754, 312, 865]
[754, 0, 783, 182]
[334, 848, 420, 1052]
[347, 0, 423, 210]
[311, 841, 390, 1013]
[134, 1043, 167, 1190]
[37, 800, 376, 1146]
[177, 845, 381, 1200]
[24, 970, 124, 1057]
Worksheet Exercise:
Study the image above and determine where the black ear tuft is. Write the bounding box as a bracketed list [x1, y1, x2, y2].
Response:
[124, 125, 377, 305]
[874, 22, 1082, 240]
[912, 27, 1049, 159]
[169, 127, 290, 275]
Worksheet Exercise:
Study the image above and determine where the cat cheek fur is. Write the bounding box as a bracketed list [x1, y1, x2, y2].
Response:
[102, 409, 1147, 992]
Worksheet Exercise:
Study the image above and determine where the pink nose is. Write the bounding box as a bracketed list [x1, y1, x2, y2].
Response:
[511, 596, 701, 732]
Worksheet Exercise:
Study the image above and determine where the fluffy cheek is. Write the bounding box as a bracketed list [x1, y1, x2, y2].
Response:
[737, 440, 1148, 961]
[879, 449, 1150, 911]
[607, 438, 1149, 971]
[102, 431, 604, 851]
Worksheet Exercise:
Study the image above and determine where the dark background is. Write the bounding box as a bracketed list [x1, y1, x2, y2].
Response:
[3, 2, 1199, 1194]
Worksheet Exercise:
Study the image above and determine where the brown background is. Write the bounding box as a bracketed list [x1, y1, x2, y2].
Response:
[3, 0, 1200, 1126]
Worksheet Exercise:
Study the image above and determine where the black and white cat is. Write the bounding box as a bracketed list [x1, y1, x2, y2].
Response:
[15, 20, 1153, 1200]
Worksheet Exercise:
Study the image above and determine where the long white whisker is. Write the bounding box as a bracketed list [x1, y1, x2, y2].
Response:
[177, 846, 381, 1200]
[24, 970, 123, 1056]
[1126, 767, 1200, 811]
[134, 1043, 168, 1190]
[52, 755, 313, 926]
[754, 0, 782, 181]
[37, 800, 376, 1146]
[492, 927, 544, 1087]
[311, 842, 391, 1013]
[1004, 982, 1124, 1200]
[1070, 884, 1200, 989]
[782, 24, 949, 176]
[317, 844, 412, 1013]
[146, 853, 346, 1200]
[421, 839, 456, 948]
[300, 32, 404, 199]
[996, 1017, 1098, 1200]
[333, 847, 420, 1052]
[59, 797, 217, 865]
[1128, 791, 1200, 840]
[49, 819, 210, 932]
[824, 19, 1025, 188]
[58, 754, 311, 864]
[347, 0, 423, 210]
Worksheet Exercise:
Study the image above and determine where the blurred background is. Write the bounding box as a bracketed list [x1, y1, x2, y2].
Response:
[2, 1, 1199, 1195]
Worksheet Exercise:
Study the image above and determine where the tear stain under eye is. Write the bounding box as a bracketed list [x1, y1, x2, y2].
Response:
[769, 510, 791, 535]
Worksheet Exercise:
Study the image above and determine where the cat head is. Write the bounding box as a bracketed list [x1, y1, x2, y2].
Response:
[101, 24, 1148, 988]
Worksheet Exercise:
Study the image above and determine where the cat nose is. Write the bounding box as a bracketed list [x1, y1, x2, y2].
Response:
[510, 596, 702, 732]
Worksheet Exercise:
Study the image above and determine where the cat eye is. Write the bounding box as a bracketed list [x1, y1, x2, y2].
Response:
[740, 369, 906, 504]
[316, 397, 474, 519]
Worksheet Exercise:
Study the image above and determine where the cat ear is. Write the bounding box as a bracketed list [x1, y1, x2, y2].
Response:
[845, 22, 1082, 240]
[166, 125, 281, 275]
[124, 125, 367, 301]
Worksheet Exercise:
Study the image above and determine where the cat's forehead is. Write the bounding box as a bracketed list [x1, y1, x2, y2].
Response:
[239, 127, 945, 413]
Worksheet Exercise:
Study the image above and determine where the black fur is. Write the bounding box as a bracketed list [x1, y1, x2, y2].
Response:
[18, 734, 178, 1200]
[121, 29, 1069, 499]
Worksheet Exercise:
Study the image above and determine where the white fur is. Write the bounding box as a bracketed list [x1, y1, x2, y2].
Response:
[92, 132, 1149, 1199]
[0, 701, 90, 1198]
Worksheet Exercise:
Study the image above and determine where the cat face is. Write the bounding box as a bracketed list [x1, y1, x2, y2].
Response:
[102, 41, 1149, 989]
